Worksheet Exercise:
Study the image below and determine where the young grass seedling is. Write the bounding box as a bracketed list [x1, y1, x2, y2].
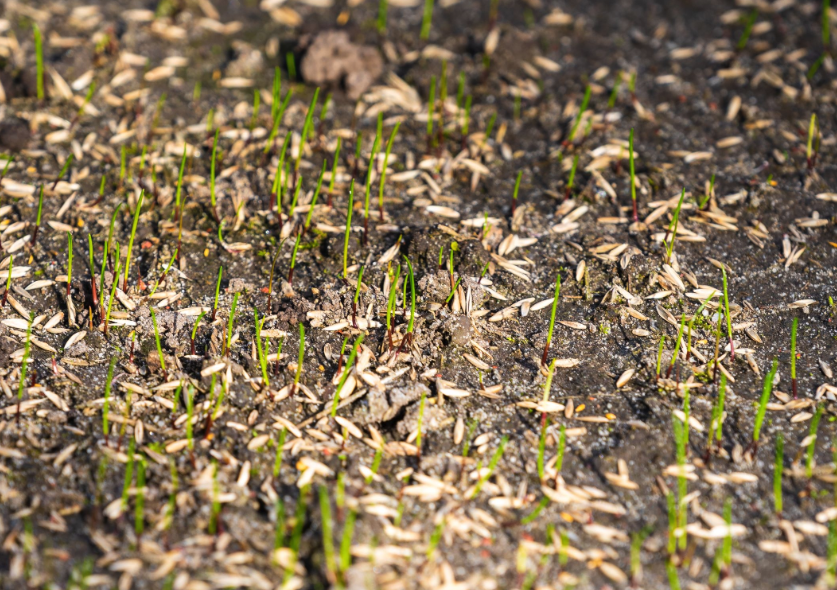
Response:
[511, 171, 522, 219]
[15, 312, 34, 420]
[272, 133, 291, 209]
[665, 188, 686, 264]
[34, 24, 45, 101]
[121, 438, 135, 514]
[52, 154, 75, 192]
[327, 137, 342, 208]
[265, 88, 294, 156]
[148, 248, 177, 298]
[540, 272, 561, 366]
[752, 359, 779, 450]
[806, 403, 823, 478]
[699, 173, 716, 210]
[1, 255, 13, 309]
[790, 317, 799, 399]
[630, 526, 652, 585]
[708, 373, 727, 452]
[666, 314, 686, 379]
[190, 309, 205, 356]
[224, 292, 239, 357]
[536, 417, 550, 481]
[66, 232, 73, 298]
[774, 432, 783, 515]
[31, 185, 44, 246]
[288, 233, 301, 285]
[318, 487, 338, 585]
[378, 0, 388, 33]
[0, 154, 13, 184]
[629, 128, 638, 221]
[737, 9, 759, 50]
[87, 234, 99, 307]
[567, 85, 591, 144]
[254, 309, 270, 388]
[331, 334, 364, 417]
[686, 292, 715, 361]
[104, 245, 121, 337]
[294, 88, 320, 178]
[211, 266, 223, 321]
[303, 161, 326, 234]
[185, 385, 195, 463]
[135, 455, 146, 540]
[343, 180, 355, 280]
[210, 128, 220, 223]
[829, 521, 837, 586]
[149, 308, 167, 381]
[208, 460, 220, 535]
[421, 0, 435, 40]
[292, 323, 304, 394]
[470, 436, 508, 499]
[123, 191, 144, 292]
[721, 268, 734, 361]
[173, 145, 187, 222]
[378, 122, 400, 221]
[386, 263, 401, 351]
[362, 128, 382, 243]
[102, 356, 117, 445]
[564, 154, 580, 201]
[351, 265, 364, 328]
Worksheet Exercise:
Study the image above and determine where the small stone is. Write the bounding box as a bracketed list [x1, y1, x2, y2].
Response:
[445, 315, 472, 347]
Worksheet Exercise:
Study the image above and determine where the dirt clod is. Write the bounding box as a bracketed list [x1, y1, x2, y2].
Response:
[300, 31, 383, 99]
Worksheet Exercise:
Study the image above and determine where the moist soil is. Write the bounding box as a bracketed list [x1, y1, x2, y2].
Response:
[0, 0, 836, 589]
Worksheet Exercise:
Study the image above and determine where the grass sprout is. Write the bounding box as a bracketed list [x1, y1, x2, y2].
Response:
[753, 359, 779, 448]
[149, 308, 167, 381]
[790, 317, 798, 399]
[343, 180, 355, 280]
[665, 188, 685, 263]
[470, 436, 508, 499]
[629, 128, 638, 221]
[567, 85, 591, 144]
[123, 190, 144, 291]
[331, 334, 364, 418]
[806, 403, 823, 478]
[541, 272, 561, 366]
[34, 24, 44, 101]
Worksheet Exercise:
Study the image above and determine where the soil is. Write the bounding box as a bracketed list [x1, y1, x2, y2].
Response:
[0, 0, 835, 589]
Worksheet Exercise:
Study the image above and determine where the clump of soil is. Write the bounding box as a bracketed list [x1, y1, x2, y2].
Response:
[300, 31, 383, 99]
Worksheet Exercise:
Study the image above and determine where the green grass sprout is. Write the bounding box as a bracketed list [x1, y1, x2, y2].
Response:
[567, 85, 591, 144]
[753, 359, 779, 448]
[66, 232, 73, 298]
[123, 190, 144, 291]
[790, 317, 799, 399]
[212, 266, 223, 321]
[629, 128, 638, 221]
[665, 188, 686, 263]
[224, 292, 239, 356]
[343, 180, 355, 280]
[34, 24, 44, 101]
[470, 436, 508, 499]
[331, 334, 364, 417]
[806, 403, 823, 478]
[149, 308, 167, 380]
[541, 272, 561, 366]
[378, 122, 400, 221]
[421, 0, 435, 40]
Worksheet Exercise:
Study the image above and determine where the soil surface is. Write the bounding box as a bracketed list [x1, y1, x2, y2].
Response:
[0, 0, 835, 589]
